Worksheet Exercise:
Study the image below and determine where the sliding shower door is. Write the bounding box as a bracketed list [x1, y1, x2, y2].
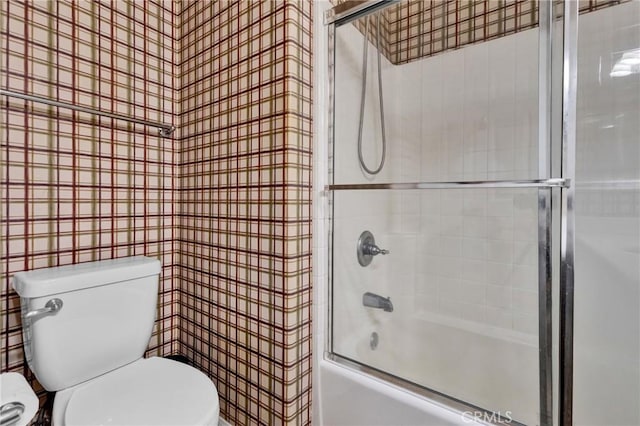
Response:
[327, 2, 567, 424]
[572, 2, 640, 425]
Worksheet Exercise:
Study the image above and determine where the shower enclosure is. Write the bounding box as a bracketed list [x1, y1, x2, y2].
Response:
[322, 1, 640, 425]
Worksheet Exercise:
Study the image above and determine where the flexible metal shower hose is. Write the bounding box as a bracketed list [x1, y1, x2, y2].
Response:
[357, 13, 387, 176]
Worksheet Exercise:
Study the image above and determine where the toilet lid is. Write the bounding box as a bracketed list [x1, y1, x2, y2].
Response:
[64, 357, 219, 426]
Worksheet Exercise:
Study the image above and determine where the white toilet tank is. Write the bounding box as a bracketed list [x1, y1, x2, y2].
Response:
[12, 256, 161, 391]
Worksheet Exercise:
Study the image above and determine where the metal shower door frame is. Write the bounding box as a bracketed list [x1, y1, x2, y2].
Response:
[324, 1, 579, 425]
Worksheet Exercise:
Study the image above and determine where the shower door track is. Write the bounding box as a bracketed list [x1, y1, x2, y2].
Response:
[325, 0, 400, 26]
[326, 352, 525, 426]
[326, 178, 569, 191]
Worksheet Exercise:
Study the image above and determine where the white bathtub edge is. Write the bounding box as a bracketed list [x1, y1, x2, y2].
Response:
[319, 359, 486, 426]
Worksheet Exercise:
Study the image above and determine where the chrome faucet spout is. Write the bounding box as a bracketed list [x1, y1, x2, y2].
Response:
[362, 292, 393, 312]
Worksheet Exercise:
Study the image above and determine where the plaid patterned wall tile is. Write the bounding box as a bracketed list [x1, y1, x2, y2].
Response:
[177, 0, 313, 424]
[333, 0, 629, 65]
[0, 0, 178, 400]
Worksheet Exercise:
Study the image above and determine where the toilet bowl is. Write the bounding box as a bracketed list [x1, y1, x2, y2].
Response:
[12, 256, 219, 426]
[52, 357, 219, 426]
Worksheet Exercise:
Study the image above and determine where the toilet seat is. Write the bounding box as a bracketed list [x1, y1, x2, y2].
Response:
[57, 357, 219, 426]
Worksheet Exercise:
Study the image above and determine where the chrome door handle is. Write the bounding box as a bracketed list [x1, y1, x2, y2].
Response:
[24, 298, 63, 320]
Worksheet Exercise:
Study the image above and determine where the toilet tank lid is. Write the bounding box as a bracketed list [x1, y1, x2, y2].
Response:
[12, 256, 161, 298]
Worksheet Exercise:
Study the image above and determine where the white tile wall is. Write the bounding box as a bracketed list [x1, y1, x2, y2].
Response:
[328, 21, 542, 424]
[312, 4, 331, 425]
[333, 22, 541, 337]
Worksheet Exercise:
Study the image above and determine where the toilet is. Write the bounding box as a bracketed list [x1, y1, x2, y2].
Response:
[12, 256, 219, 426]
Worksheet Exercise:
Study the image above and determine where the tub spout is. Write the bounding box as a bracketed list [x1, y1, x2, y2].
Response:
[362, 292, 393, 312]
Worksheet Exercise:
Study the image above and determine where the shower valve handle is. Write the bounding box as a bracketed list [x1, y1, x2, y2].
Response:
[363, 243, 389, 256]
[357, 231, 389, 267]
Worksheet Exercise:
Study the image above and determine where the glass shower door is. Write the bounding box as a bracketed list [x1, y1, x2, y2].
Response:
[572, 2, 640, 425]
[327, 1, 564, 424]
[331, 188, 545, 424]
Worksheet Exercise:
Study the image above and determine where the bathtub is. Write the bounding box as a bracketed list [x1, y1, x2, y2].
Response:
[322, 312, 537, 425]
[318, 359, 487, 426]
